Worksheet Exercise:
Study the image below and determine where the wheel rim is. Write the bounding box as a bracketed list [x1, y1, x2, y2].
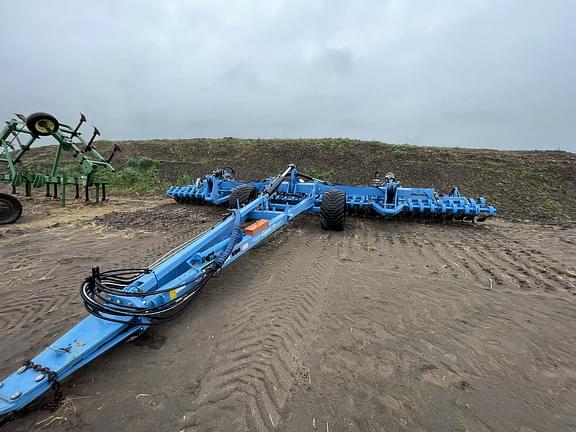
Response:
[34, 119, 56, 134]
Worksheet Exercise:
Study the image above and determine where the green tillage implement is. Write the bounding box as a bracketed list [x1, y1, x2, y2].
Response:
[0, 112, 118, 207]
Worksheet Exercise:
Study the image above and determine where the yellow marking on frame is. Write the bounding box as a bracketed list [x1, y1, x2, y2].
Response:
[169, 289, 177, 300]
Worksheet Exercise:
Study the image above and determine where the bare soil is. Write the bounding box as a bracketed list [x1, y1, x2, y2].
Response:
[1, 197, 576, 431]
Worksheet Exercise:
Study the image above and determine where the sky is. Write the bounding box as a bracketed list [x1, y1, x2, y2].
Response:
[0, 0, 574, 151]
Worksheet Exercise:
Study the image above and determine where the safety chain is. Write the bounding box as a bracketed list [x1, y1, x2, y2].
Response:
[21, 360, 64, 410]
[0, 361, 64, 426]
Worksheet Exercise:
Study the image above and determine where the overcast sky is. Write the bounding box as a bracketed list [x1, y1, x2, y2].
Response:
[1, 1, 574, 151]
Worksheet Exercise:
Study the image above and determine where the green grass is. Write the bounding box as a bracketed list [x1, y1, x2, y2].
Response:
[106, 157, 169, 193]
[303, 167, 337, 182]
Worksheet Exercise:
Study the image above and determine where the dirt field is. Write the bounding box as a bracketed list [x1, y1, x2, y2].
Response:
[1, 196, 576, 431]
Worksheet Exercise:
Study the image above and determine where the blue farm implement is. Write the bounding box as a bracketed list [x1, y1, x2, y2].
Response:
[166, 166, 495, 223]
[0, 164, 495, 421]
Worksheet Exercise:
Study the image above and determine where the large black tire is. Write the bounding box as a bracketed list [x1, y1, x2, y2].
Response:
[26, 112, 60, 136]
[228, 185, 257, 208]
[0, 193, 23, 225]
[320, 190, 346, 231]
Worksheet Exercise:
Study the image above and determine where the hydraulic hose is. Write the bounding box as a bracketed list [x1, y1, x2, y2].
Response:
[80, 209, 244, 325]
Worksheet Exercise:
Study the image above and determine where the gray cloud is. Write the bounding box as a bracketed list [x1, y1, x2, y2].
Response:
[1, 0, 574, 151]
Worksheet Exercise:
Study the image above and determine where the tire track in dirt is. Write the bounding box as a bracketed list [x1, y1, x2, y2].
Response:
[451, 238, 545, 291]
[464, 228, 575, 293]
[358, 222, 574, 351]
[0, 294, 62, 331]
[304, 221, 576, 432]
[182, 227, 341, 431]
[373, 221, 576, 295]
[482, 244, 562, 292]
[0, 232, 94, 352]
[438, 230, 525, 288]
[310, 229, 508, 428]
[338, 220, 573, 297]
[490, 232, 576, 290]
[519, 248, 576, 284]
[381, 223, 470, 277]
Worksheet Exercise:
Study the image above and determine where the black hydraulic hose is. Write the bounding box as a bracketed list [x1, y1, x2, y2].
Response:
[81, 210, 245, 326]
[214, 226, 242, 267]
[297, 172, 332, 185]
[296, 173, 315, 181]
[82, 286, 205, 325]
[80, 267, 217, 325]
[83, 268, 210, 308]
[89, 268, 202, 298]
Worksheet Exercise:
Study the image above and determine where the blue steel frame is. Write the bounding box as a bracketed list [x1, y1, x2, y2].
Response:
[0, 165, 495, 416]
[167, 165, 496, 220]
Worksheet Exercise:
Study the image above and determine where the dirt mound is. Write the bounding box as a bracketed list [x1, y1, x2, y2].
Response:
[105, 139, 576, 222]
[22, 139, 576, 221]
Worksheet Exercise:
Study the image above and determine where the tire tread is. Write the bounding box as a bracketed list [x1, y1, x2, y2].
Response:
[229, 185, 257, 208]
[320, 190, 346, 230]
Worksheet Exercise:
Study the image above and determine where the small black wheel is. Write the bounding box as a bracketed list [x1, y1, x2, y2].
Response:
[26, 112, 60, 136]
[228, 185, 257, 208]
[222, 167, 238, 180]
[0, 193, 23, 225]
[320, 190, 346, 231]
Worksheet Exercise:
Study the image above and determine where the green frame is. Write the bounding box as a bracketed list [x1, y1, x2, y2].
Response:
[0, 115, 115, 206]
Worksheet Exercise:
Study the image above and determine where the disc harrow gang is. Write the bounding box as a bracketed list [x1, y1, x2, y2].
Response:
[166, 166, 496, 223]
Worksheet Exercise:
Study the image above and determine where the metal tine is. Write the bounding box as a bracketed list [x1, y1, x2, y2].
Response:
[70, 113, 87, 137]
[84, 126, 101, 153]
